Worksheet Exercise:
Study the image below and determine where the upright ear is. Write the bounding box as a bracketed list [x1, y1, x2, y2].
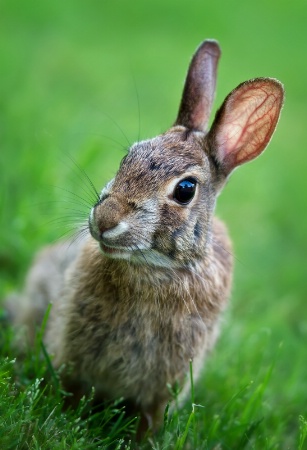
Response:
[175, 39, 221, 131]
[207, 78, 284, 176]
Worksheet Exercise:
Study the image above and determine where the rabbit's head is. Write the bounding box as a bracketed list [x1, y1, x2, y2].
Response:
[89, 40, 284, 268]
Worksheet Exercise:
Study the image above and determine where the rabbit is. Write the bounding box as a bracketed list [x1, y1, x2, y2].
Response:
[6, 39, 284, 433]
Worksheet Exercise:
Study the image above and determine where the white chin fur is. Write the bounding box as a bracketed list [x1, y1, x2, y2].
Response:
[131, 249, 178, 269]
[98, 243, 177, 269]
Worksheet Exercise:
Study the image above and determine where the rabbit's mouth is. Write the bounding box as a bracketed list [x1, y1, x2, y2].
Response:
[99, 241, 131, 259]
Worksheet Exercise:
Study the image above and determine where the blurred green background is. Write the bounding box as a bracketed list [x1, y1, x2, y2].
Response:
[0, 0, 306, 447]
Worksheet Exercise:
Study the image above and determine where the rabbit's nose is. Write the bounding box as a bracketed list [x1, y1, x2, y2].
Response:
[98, 225, 110, 235]
[94, 197, 129, 238]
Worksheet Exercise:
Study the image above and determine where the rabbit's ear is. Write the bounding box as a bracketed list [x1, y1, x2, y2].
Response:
[207, 78, 284, 176]
[175, 40, 221, 131]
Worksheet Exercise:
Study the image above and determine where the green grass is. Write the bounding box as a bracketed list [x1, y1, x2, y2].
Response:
[1, 0, 307, 448]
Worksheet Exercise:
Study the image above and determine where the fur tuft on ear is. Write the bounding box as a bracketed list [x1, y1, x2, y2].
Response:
[207, 78, 284, 175]
[175, 40, 221, 131]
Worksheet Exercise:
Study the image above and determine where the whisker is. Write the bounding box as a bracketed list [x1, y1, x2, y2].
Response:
[134, 244, 151, 269]
[62, 200, 91, 211]
[67, 229, 90, 250]
[60, 206, 89, 214]
[40, 208, 89, 219]
[68, 130, 128, 151]
[44, 218, 88, 228]
[54, 173, 96, 208]
[61, 227, 89, 242]
[60, 152, 100, 204]
[132, 73, 141, 143]
[33, 200, 93, 214]
[211, 237, 244, 266]
[100, 111, 131, 148]
[50, 186, 94, 209]
[50, 227, 89, 241]
[51, 228, 81, 244]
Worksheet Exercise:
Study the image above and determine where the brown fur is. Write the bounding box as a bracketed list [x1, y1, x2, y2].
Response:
[6, 39, 283, 432]
[46, 217, 232, 418]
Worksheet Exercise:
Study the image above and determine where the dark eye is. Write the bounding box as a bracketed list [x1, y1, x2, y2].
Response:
[173, 177, 197, 204]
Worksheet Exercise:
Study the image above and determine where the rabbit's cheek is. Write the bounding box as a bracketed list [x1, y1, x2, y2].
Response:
[158, 203, 186, 228]
[193, 221, 202, 240]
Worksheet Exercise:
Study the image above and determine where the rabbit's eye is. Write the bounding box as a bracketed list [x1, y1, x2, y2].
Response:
[173, 178, 197, 204]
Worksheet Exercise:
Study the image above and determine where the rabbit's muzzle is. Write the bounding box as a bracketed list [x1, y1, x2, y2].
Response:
[89, 197, 130, 240]
[94, 197, 130, 235]
[89, 197, 146, 259]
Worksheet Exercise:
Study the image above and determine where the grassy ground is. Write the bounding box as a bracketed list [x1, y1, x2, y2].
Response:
[1, 0, 307, 448]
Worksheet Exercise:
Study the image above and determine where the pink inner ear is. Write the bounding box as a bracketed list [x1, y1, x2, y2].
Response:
[215, 79, 284, 172]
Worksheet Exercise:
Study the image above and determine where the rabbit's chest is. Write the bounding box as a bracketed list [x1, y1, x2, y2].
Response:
[69, 299, 207, 395]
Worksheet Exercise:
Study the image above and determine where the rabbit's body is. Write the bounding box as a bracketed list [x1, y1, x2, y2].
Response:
[11, 216, 231, 424]
[6, 40, 284, 431]
[46, 216, 232, 414]
[6, 241, 81, 346]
